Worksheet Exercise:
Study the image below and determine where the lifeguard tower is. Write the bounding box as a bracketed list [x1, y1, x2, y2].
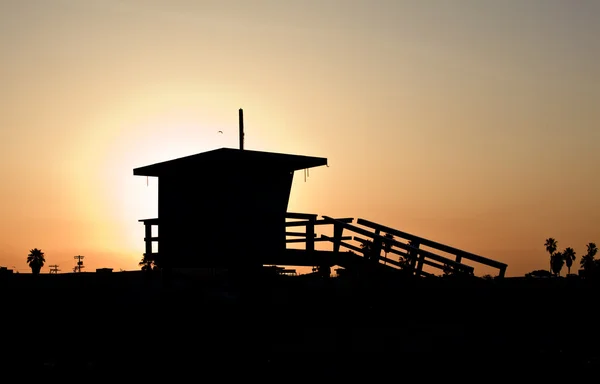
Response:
[134, 110, 508, 279]
[134, 110, 327, 272]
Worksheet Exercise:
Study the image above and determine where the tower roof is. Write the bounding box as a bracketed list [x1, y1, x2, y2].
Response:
[133, 147, 328, 177]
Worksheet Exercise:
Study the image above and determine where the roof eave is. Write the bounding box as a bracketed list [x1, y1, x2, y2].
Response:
[133, 166, 161, 177]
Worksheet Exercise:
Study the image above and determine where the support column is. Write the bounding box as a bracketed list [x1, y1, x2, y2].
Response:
[306, 218, 315, 254]
[498, 266, 506, 278]
[144, 222, 152, 261]
[371, 229, 382, 265]
[409, 240, 421, 275]
[332, 223, 344, 254]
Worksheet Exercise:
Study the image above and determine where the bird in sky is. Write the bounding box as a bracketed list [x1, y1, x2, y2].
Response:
[218, 130, 223, 134]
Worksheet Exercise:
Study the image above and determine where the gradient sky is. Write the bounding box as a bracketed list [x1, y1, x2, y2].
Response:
[1, 0, 599, 276]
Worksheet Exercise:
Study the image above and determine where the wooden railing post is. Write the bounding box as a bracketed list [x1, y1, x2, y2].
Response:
[332, 223, 344, 254]
[371, 229, 382, 264]
[409, 240, 421, 275]
[306, 218, 315, 253]
[498, 265, 506, 278]
[144, 222, 152, 260]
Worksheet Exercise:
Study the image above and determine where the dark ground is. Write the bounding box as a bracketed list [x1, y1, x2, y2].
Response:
[2, 270, 600, 380]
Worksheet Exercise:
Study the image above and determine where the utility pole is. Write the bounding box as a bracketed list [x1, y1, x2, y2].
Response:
[74, 255, 85, 273]
[49, 264, 60, 274]
[239, 108, 244, 150]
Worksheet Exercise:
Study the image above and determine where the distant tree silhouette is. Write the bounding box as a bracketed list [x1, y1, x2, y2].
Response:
[545, 238, 558, 274]
[360, 240, 373, 261]
[441, 262, 473, 278]
[139, 254, 158, 271]
[551, 251, 564, 276]
[580, 242, 598, 276]
[563, 247, 576, 275]
[525, 269, 552, 278]
[382, 233, 394, 266]
[27, 248, 45, 275]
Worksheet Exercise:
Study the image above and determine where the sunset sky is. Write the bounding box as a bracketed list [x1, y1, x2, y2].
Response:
[1, 0, 599, 276]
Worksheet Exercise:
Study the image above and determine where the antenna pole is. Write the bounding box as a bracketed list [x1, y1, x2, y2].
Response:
[239, 108, 244, 150]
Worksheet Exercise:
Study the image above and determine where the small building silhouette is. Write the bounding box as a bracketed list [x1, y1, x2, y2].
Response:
[134, 147, 327, 271]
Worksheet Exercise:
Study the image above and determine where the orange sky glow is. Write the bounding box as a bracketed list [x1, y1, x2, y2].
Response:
[1, 0, 599, 276]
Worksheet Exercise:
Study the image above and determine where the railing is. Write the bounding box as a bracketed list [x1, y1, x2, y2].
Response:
[139, 218, 159, 261]
[140, 212, 507, 278]
[285, 212, 354, 254]
[285, 213, 507, 278]
[354, 218, 507, 277]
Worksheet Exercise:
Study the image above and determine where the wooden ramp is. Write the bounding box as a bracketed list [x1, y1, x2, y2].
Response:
[282, 213, 508, 278]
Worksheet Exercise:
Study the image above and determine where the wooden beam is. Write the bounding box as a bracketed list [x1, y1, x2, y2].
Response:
[285, 232, 316, 237]
[138, 218, 159, 224]
[306, 219, 316, 253]
[144, 225, 152, 260]
[333, 244, 430, 276]
[354, 236, 461, 273]
[285, 220, 312, 228]
[337, 240, 363, 254]
[286, 238, 312, 244]
[498, 265, 507, 278]
[386, 247, 410, 259]
[420, 270, 434, 277]
[338, 239, 427, 274]
[285, 212, 318, 220]
[375, 254, 404, 269]
[320, 235, 353, 242]
[286, 236, 352, 244]
[317, 218, 354, 225]
[285, 217, 354, 227]
[356, 218, 506, 270]
[285, 221, 311, 228]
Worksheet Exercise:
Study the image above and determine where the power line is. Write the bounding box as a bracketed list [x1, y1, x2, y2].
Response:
[74, 255, 85, 273]
[49, 264, 60, 274]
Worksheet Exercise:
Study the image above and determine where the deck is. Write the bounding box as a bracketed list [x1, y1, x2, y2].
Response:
[139, 212, 507, 278]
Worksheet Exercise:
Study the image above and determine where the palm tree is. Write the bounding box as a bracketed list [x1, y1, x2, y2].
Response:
[27, 248, 45, 275]
[545, 238, 558, 274]
[383, 233, 394, 266]
[588, 243, 598, 258]
[580, 242, 598, 275]
[551, 251, 564, 277]
[563, 247, 576, 275]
